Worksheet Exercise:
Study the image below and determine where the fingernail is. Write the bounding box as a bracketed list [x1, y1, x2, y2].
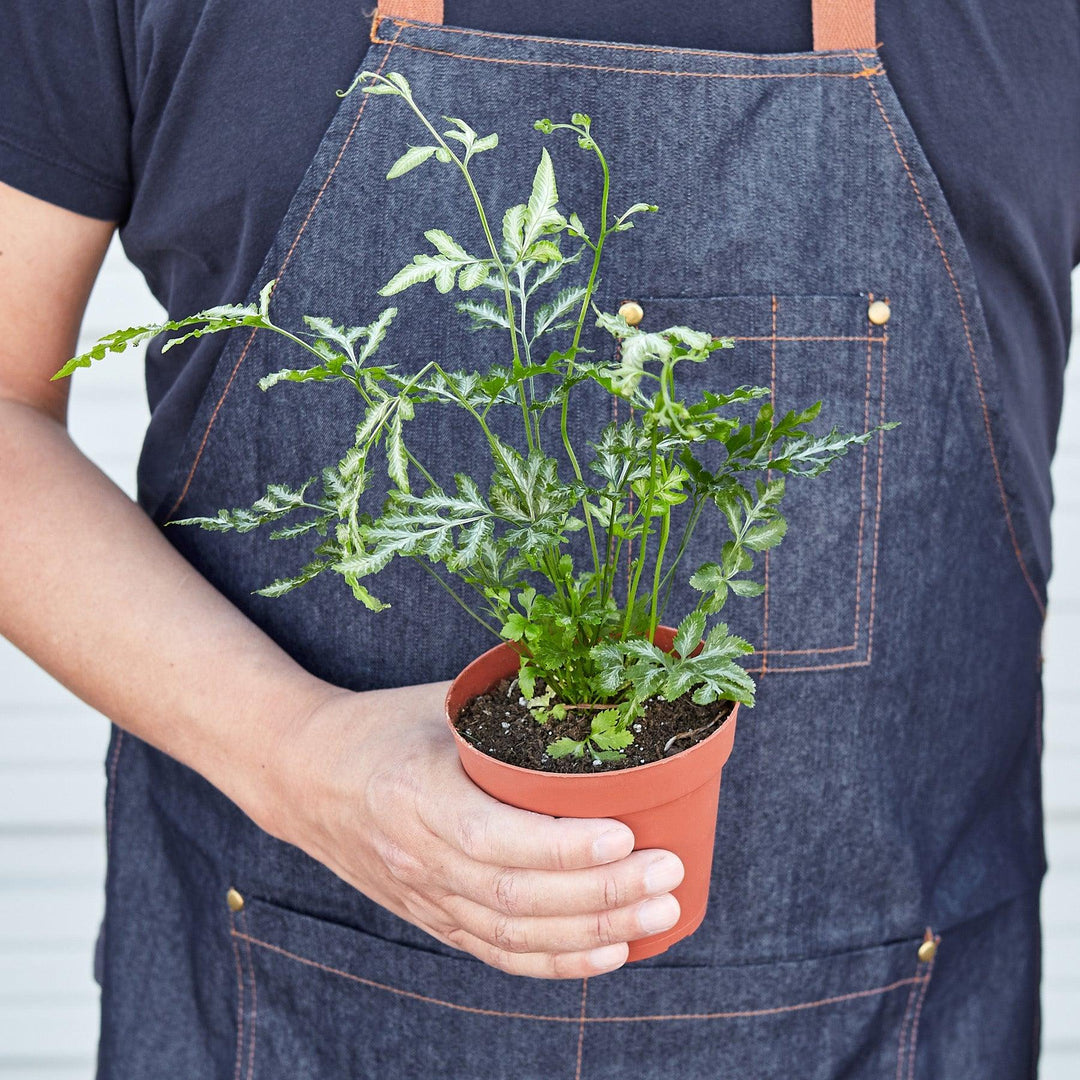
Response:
[643, 854, 684, 896]
[593, 828, 632, 864]
[638, 895, 680, 934]
[587, 943, 628, 972]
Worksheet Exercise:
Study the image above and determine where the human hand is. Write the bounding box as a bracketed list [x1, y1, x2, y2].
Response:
[261, 680, 685, 979]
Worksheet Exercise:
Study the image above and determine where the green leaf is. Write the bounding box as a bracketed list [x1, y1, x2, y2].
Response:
[269, 517, 332, 541]
[434, 263, 457, 292]
[386, 145, 437, 179]
[689, 563, 724, 593]
[589, 708, 626, 737]
[356, 306, 398, 365]
[520, 148, 565, 252]
[456, 298, 512, 332]
[566, 211, 589, 242]
[728, 579, 765, 597]
[379, 254, 444, 296]
[442, 116, 478, 146]
[530, 287, 585, 344]
[344, 575, 391, 611]
[501, 613, 530, 641]
[524, 239, 562, 263]
[457, 260, 490, 291]
[590, 726, 634, 752]
[712, 485, 745, 537]
[355, 399, 394, 448]
[54, 302, 270, 379]
[255, 559, 328, 597]
[501, 203, 527, 259]
[517, 664, 537, 698]
[743, 517, 788, 551]
[547, 737, 587, 759]
[424, 229, 470, 260]
[257, 278, 276, 316]
[387, 410, 410, 492]
[171, 478, 316, 536]
[259, 363, 337, 390]
[673, 610, 706, 658]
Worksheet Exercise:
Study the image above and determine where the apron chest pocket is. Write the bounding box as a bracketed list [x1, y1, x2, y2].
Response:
[629, 293, 889, 674]
[227, 894, 934, 1079]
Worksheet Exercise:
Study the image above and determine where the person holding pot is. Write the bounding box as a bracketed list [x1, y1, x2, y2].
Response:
[1, 1, 1076, 1076]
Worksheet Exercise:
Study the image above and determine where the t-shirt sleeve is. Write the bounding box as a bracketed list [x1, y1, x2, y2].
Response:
[0, 0, 132, 221]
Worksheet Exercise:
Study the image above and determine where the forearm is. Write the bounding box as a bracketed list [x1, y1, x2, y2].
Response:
[0, 397, 337, 831]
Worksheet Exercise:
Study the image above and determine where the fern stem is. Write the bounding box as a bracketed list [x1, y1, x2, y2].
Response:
[657, 496, 704, 625]
[648, 496, 671, 638]
[391, 83, 536, 454]
[620, 424, 660, 639]
[410, 557, 502, 638]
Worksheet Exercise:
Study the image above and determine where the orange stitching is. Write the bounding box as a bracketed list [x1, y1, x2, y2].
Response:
[852, 311, 875, 642]
[865, 325, 888, 665]
[381, 17, 880, 62]
[761, 295, 778, 675]
[859, 73, 1044, 617]
[230, 912, 245, 1080]
[759, 330, 885, 663]
[240, 911, 258, 1080]
[765, 643, 858, 655]
[598, 976, 926, 1021]
[232, 929, 578, 1021]
[372, 39, 884, 80]
[894, 949, 920, 1080]
[906, 942, 938, 1080]
[166, 25, 405, 519]
[231, 929, 925, 1022]
[747, 658, 870, 674]
[732, 334, 880, 342]
[764, 334, 888, 672]
[575, 978, 588, 1078]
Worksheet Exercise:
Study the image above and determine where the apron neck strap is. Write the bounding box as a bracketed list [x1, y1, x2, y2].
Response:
[374, 1, 877, 52]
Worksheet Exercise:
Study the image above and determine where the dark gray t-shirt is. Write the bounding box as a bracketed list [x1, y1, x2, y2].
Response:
[1, 1, 1077, 575]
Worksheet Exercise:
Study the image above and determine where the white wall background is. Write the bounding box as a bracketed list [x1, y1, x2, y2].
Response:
[0, 242, 1077, 1077]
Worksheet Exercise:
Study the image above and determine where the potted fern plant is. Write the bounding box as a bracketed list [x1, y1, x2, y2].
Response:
[58, 72, 889, 959]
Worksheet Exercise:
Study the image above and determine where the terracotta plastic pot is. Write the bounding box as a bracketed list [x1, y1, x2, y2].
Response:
[444, 626, 739, 962]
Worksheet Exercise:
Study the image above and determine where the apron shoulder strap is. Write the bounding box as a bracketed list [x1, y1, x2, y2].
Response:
[376, 0, 445, 25]
[811, 0, 877, 51]
[374, 1, 877, 52]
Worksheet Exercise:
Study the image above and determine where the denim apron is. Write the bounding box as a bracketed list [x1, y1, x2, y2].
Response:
[96, 1, 1048, 1076]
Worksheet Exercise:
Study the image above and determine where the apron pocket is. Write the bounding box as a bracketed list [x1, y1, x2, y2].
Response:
[631, 293, 888, 674]
[229, 894, 935, 1080]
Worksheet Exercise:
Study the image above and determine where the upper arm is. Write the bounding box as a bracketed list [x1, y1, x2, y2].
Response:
[0, 180, 115, 423]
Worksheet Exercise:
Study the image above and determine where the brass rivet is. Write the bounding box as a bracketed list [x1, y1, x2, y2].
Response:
[917, 937, 937, 963]
[226, 887, 245, 913]
[868, 299, 891, 325]
[618, 301, 644, 326]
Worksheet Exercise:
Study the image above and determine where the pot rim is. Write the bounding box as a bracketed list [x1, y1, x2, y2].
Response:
[444, 636, 739, 784]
